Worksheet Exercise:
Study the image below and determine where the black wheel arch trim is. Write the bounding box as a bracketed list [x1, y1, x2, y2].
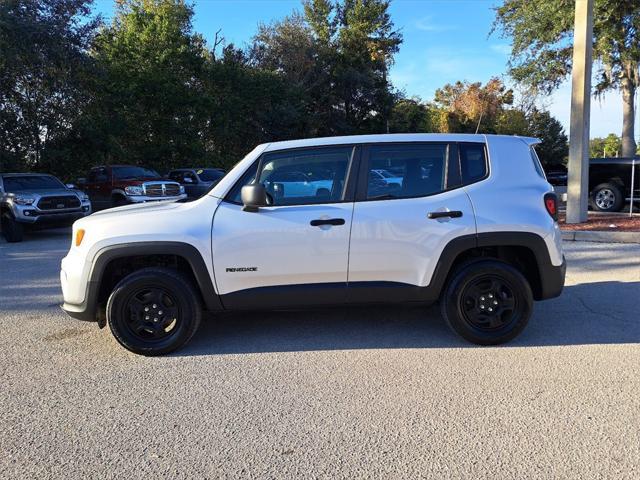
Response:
[62, 241, 222, 322]
[62, 232, 565, 321]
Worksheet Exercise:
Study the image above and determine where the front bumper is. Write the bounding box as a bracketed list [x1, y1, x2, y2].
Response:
[60, 251, 98, 322]
[126, 194, 187, 203]
[15, 204, 91, 226]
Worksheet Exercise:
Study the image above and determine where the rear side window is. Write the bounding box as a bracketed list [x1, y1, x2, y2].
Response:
[459, 143, 487, 184]
[365, 144, 447, 200]
[530, 147, 547, 179]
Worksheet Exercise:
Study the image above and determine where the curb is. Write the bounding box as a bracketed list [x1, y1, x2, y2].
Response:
[561, 230, 640, 244]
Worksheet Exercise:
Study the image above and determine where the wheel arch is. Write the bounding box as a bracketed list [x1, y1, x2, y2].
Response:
[86, 242, 223, 321]
[432, 232, 564, 301]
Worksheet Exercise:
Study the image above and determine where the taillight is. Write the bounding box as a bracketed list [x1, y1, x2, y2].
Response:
[544, 193, 558, 221]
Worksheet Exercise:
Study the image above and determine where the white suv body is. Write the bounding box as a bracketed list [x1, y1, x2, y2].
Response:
[61, 134, 565, 355]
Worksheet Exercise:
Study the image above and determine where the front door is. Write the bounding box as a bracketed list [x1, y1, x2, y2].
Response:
[212, 145, 358, 309]
[347, 142, 478, 303]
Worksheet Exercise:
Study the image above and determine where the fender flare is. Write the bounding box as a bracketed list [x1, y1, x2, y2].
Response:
[64, 241, 223, 322]
[429, 231, 564, 301]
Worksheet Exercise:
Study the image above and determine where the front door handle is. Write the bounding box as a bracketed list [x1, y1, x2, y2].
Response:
[310, 218, 345, 227]
[428, 210, 463, 219]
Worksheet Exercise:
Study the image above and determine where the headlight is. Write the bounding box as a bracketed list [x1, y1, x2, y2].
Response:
[14, 195, 35, 205]
[79, 192, 90, 202]
[124, 185, 144, 195]
[179, 186, 185, 194]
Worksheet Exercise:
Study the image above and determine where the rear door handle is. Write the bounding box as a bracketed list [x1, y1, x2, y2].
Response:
[428, 210, 463, 219]
[310, 218, 345, 227]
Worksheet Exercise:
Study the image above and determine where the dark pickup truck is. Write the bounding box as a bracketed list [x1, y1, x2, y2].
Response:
[589, 157, 639, 212]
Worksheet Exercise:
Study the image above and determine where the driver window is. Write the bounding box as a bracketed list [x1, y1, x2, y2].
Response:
[256, 147, 353, 206]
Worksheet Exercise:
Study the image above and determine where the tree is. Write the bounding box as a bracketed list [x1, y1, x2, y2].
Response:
[388, 98, 437, 133]
[88, 0, 211, 172]
[493, 0, 640, 157]
[0, 0, 98, 173]
[590, 133, 622, 157]
[434, 77, 514, 133]
[206, 45, 305, 168]
[494, 108, 529, 136]
[527, 109, 568, 167]
[251, 0, 402, 136]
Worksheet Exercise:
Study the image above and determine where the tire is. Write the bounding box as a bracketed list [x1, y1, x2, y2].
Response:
[591, 182, 624, 212]
[440, 260, 533, 345]
[106, 267, 202, 355]
[112, 195, 129, 208]
[1, 211, 24, 243]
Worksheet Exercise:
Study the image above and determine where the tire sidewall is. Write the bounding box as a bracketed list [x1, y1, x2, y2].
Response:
[107, 269, 201, 355]
[1, 212, 24, 242]
[591, 183, 624, 212]
[442, 261, 533, 345]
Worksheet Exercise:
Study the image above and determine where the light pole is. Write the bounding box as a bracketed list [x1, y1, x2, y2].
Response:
[566, 0, 594, 224]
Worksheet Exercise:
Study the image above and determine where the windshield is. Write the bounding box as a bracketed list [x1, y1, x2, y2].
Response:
[3, 175, 65, 191]
[197, 169, 225, 182]
[113, 166, 159, 180]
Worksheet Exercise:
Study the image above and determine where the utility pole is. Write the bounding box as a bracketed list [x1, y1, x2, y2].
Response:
[566, 0, 594, 224]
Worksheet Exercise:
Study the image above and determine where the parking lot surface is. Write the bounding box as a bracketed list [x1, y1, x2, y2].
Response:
[1, 229, 639, 479]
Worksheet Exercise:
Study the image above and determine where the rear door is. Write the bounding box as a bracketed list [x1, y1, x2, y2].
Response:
[347, 142, 477, 302]
[212, 145, 359, 309]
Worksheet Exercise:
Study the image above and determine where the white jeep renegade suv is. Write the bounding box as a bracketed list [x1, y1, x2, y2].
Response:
[61, 134, 566, 355]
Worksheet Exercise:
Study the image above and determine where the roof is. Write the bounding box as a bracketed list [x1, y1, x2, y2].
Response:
[262, 133, 540, 151]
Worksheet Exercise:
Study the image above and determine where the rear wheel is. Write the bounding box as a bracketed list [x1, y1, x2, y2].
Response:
[1, 211, 24, 242]
[107, 267, 202, 355]
[591, 182, 624, 212]
[441, 260, 533, 345]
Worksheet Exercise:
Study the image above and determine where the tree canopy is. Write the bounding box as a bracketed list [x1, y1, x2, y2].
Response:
[0, 0, 570, 178]
[493, 0, 640, 157]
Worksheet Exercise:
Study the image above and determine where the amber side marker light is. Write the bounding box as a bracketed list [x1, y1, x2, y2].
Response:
[75, 229, 85, 246]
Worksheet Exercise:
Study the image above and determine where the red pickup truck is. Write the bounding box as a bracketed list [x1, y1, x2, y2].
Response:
[79, 165, 186, 210]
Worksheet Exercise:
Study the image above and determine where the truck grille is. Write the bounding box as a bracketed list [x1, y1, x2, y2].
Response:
[37, 195, 81, 210]
[144, 182, 181, 197]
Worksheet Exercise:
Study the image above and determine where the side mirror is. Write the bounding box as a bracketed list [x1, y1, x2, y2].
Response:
[183, 177, 194, 184]
[65, 183, 76, 189]
[241, 184, 268, 212]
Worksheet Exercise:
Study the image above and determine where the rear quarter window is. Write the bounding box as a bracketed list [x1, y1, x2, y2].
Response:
[460, 143, 488, 184]
[530, 147, 547, 179]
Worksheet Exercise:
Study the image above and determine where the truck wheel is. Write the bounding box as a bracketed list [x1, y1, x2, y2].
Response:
[106, 267, 202, 355]
[440, 260, 533, 345]
[591, 183, 624, 212]
[1, 211, 24, 243]
[112, 194, 128, 208]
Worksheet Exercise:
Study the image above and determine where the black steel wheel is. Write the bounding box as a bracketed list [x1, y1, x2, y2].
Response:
[107, 267, 202, 355]
[441, 260, 533, 345]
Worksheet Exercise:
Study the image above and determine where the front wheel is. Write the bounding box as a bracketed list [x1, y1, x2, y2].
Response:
[1, 211, 24, 242]
[106, 267, 202, 355]
[440, 260, 533, 345]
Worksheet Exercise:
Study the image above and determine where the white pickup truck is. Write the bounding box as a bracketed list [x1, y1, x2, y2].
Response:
[61, 134, 566, 355]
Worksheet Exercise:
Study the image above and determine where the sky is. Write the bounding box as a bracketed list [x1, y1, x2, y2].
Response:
[92, 0, 635, 140]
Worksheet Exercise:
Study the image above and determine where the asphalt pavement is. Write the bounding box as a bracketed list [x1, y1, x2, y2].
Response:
[1, 228, 639, 479]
